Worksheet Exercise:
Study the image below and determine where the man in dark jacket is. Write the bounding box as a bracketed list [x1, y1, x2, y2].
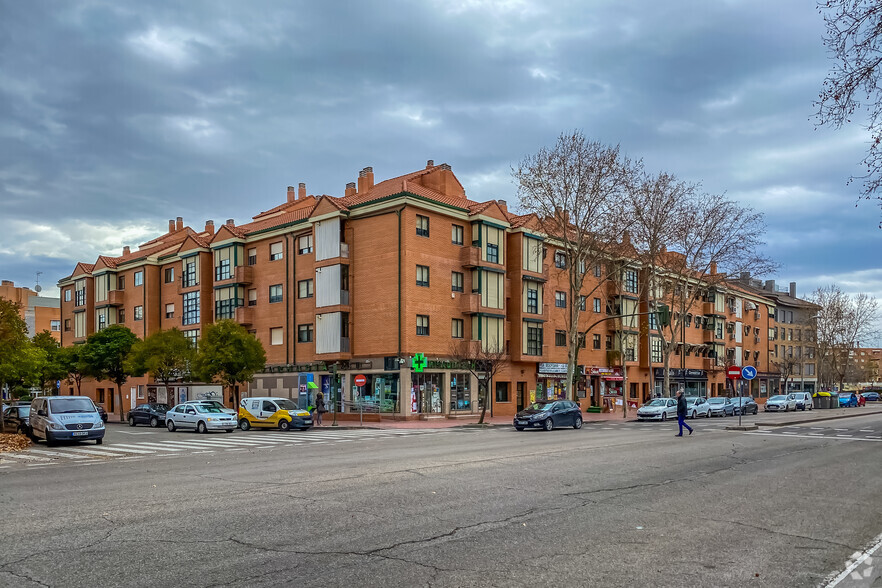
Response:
[676, 389, 693, 437]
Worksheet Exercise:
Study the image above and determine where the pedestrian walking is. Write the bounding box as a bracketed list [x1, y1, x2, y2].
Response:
[676, 389, 693, 437]
[314, 390, 326, 426]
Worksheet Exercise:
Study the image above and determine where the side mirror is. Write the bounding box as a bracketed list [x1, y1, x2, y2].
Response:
[37, 409, 46, 417]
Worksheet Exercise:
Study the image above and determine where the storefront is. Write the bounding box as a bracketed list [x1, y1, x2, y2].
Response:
[584, 367, 623, 406]
[653, 368, 707, 397]
[356, 373, 400, 413]
[537, 363, 568, 401]
[411, 373, 443, 414]
[449, 372, 472, 413]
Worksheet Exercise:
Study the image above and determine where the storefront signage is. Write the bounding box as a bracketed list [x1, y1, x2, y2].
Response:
[413, 353, 427, 373]
[585, 367, 622, 377]
[538, 363, 568, 374]
[265, 362, 330, 374]
[652, 368, 707, 380]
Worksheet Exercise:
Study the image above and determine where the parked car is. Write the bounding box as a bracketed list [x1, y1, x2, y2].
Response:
[790, 392, 814, 411]
[838, 393, 865, 407]
[707, 397, 735, 417]
[95, 404, 108, 422]
[28, 396, 105, 446]
[636, 398, 678, 421]
[730, 397, 759, 416]
[861, 391, 881, 402]
[183, 399, 236, 415]
[2, 404, 31, 434]
[765, 394, 798, 412]
[513, 400, 583, 431]
[238, 397, 313, 431]
[127, 403, 169, 428]
[684, 396, 711, 418]
[166, 403, 237, 433]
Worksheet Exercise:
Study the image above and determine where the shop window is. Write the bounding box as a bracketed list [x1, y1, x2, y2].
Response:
[450, 373, 471, 412]
[495, 381, 510, 403]
[413, 373, 442, 413]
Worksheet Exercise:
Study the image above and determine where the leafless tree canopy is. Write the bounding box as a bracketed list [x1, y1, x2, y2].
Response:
[817, 1, 882, 207]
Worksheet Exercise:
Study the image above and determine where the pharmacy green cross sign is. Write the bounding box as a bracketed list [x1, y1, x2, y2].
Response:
[413, 353, 427, 373]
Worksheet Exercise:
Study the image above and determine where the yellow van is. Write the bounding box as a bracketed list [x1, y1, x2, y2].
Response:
[238, 397, 313, 431]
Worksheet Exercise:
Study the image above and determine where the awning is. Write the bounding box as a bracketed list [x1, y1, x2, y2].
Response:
[603, 376, 624, 381]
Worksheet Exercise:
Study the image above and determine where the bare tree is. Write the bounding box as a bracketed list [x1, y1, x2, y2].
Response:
[449, 340, 509, 425]
[816, 1, 882, 210]
[811, 284, 880, 391]
[514, 130, 635, 401]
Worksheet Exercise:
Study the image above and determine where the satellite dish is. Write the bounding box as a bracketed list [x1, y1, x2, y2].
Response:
[34, 285, 42, 293]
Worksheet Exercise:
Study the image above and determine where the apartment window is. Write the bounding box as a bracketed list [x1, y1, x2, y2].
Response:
[248, 289, 257, 306]
[526, 324, 543, 356]
[118, 276, 125, 290]
[416, 315, 430, 336]
[805, 364, 815, 376]
[651, 338, 663, 363]
[64, 319, 71, 332]
[164, 268, 174, 284]
[269, 284, 283, 303]
[625, 346, 636, 361]
[298, 279, 313, 299]
[593, 298, 601, 313]
[416, 265, 430, 287]
[298, 324, 313, 343]
[298, 235, 313, 255]
[50, 320, 60, 332]
[593, 334, 601, 350]
[624, 270, 638, 293]
[248, 248, 257, 266]
[527, 287, 539, 314]
[452, 318, 464, 339]
[452, 224, 464, 245]
[594, 264, 602, 278]
[182, 291, 200, 325]
[183, 329, 199, 349]
[134, 271, 143, 287]
[416, 215, 430, 237]
[555, 291, 566, 308]
[649, 311, 658, 330]
[579, 296, 586, 311]
[64, 289, 71, 302]
[486, 243, 499, 264]
[554, 250, 566, 269]
[270, 327, 283, 346]
[605, 335, 612, 350]
[118, 308, 125, 323]
[165, 304, 174, 319]
[134, 306, 143, 321]
[451, 271, 464, 293]
[555, 330, 566, 346]
[182, 260, 198, 288]
[270, 242, 284, 261]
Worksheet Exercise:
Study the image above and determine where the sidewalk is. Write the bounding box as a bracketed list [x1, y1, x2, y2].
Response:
[305, 410, 636, 429]
[755, 404, 882, 427]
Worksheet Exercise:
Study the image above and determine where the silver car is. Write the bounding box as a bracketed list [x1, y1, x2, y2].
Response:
[706, 397, 735, 417]
[182, 400, 236, 415]
[166, 403, 237, 433]
[637, 398, 678, 421]
[684, 396, 711, 418]
[765, 394, 798, 412]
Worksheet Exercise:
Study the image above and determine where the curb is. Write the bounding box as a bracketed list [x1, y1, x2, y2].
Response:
[726, 425, 759, 431]
[759, 410, 882, 428]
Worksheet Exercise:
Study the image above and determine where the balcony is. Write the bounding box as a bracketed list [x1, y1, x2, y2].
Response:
[215, 265, 253, 287]
[464, 293, 481, 314]
[107, 290, 125, 306]
[235, 306, 254, 326]
[703, 302, 715, 315]
[460, 246, 480, 268]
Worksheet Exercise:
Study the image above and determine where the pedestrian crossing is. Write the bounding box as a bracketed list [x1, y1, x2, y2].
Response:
[0, 428, 460, 470]
[745, 424, 882, 442]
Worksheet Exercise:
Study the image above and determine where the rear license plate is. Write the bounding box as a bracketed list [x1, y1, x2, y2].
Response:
[72, 431, 89, 436]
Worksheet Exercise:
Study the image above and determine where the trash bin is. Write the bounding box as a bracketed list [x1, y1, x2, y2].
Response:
[812, 396, 821, 409]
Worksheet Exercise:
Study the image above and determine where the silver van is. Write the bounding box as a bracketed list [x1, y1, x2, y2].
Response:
[29, 396, 105, 446]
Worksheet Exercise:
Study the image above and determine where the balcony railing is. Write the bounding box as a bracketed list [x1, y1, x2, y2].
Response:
[235, 306, 253, 326]
[107, 290, 124, 306]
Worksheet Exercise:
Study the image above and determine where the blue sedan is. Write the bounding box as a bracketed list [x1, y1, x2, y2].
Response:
[838, 393, 859, 407]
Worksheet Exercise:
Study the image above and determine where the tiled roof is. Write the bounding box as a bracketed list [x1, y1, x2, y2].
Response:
[236, 207, 313, 236]
[252, 196, 317, 220]
[95, 255, 118, 269]
[338, 166, 478, 211]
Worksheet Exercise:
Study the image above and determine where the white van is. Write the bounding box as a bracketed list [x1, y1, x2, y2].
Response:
[790, 392, 814, 411]
[29, 396, 105, 446]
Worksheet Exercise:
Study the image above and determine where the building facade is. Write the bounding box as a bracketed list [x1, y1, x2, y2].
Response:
[0, 280, 61, 341]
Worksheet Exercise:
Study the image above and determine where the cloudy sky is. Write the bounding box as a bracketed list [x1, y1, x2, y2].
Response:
[1, 0, 879, 304]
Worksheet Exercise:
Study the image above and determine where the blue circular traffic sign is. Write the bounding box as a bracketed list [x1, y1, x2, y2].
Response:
[741, 366, 757, 380]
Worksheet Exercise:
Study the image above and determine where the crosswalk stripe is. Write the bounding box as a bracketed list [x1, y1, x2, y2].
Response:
[54, 447, 130, 457]
[3, 453, 51, 461]
[96, 445, 156, 454]
[27, 449, 91, 459]
[112, 443, 183, 452]
[161, 438, 258, 446]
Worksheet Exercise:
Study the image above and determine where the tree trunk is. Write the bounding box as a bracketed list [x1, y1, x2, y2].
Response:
[478, 382, 488, 424]
[117, 382, 126, 422]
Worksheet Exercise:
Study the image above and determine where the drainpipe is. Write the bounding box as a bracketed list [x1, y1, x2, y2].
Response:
[397, 208, 402, 357]
[286, 233, 292, 364]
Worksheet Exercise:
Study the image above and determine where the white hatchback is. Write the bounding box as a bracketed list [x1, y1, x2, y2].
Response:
[764, 394, 798, 412]
[166, 403, 238, 433]
[684, 396, 711, 418]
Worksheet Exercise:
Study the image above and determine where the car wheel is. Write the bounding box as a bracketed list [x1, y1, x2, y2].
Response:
[224, 429, 234, 433]
[150, 417, 159, 428]
[17, 425, 27, 435]
[690, 410, 697, 419]
[515, 426, 525, 431]
[197, 421, 208, 434]
[543, 418, 554, 431]
[167, 419, 176, 432]
[278, 419, 290, 431]
[96, 438, 103, 445]
[128, 416, 136, 427]
[753, 408, 758, 415]
[573, 417, 583, 430]
[239, 419, 250, 431]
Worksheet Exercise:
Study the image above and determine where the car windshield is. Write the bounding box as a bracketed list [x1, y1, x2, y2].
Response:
[17, 406, 30, 417]
[194, 405, 224, 413]
[153, 404, 169, 411]
[708, 398, 725, 404]
[275, 399, 299, 411]
[839, 393, 853, 398]
[48, 397, 96, 414]
[769, 395, 786, 401]
[644, 399, 667, 407]
[527, 402, 551, 411]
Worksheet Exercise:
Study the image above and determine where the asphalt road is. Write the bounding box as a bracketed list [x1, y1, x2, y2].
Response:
[1, 414, 881, 588]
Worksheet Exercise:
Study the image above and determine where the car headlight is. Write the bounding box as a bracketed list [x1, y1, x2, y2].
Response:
[531, 413, 548, 420]
[93, 421, 104, 429]
[47, 421, 67, 431]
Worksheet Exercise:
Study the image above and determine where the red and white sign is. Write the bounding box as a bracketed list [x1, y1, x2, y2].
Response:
[353, 374, 367, 387]
[727, 366, 742, 380]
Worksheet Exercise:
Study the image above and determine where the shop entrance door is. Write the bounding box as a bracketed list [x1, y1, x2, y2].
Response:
[412, 373, 443, 413]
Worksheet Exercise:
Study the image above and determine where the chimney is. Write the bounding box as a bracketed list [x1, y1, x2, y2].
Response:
[1, 280, 12, 287]
[710, 261, 717, 275]
[764, 279, 775, 292]
[176, 216, 183, 231]
[426, 159, 434, 168]
[621, 230, 631, 246]
[660, 245, 666, 254]
[226, 219, 235, 226]
[357, 168, 367, 193]
[498, 199, 507, 211]
[440, 163, 451, 171]
[740, 272, 750, 282]
[298, 182, 306, 200]
[364, 166, 374, 190]
[205, 220, 215, 235]
[345, 182, 356, 198]
[287, 186, 296, 203]
[168, 219, 175, 233]
[123, 246, 130, 255]
[789, 282, 797, 298]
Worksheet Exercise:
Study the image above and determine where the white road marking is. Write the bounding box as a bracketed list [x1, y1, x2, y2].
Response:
[54, 447, 131, 457]
[27, 449, 91, 459]
[822, 531, 882, 587]
[810, 427, 825, 430]
[836, 434, 854, 438]
[95, 446, 156, 454]
[745, 432, 882, 442]
[859, 429, 875, 433]
[2, 453, 51, 461]
[118, 431, 158, 435]
[868, 435, 882, 439]
[834, 428, 849, 431]
[114, 442, 184, 451]
[781, 432, 798, 435]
